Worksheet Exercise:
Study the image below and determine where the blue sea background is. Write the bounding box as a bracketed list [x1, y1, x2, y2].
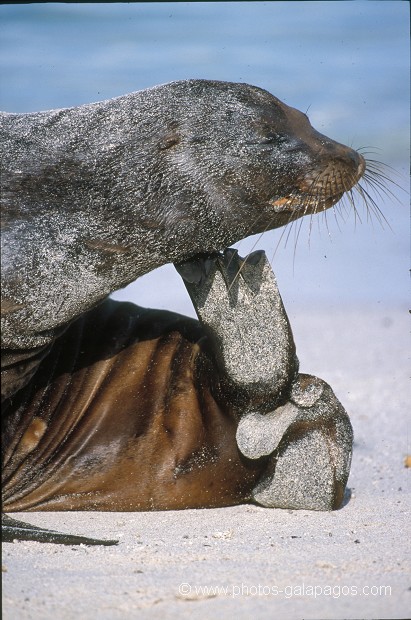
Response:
[0, 1, 409, 316]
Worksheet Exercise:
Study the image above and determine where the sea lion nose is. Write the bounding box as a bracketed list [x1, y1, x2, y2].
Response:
[346, 149, 365, 175]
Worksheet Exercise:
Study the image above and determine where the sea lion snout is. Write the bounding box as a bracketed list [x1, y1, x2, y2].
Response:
[262, 100, 366, 207]
[267, 125, 366, 217]
[298, 144, 366, 199]
[280, 120, 366, 208]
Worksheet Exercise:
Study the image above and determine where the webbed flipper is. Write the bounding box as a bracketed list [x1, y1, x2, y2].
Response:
[2, 514, 118, 546]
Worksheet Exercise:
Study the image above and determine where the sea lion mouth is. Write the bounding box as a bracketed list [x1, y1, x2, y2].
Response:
[269, 189, 345, 212]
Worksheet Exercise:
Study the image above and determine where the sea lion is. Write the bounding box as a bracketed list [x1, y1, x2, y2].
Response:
[1, 79, 363, 543]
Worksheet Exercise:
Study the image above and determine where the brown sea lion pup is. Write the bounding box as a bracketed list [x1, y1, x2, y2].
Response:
[1, 79, 366, 543]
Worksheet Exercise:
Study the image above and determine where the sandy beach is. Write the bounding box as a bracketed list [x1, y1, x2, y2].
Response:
[2, 305, 409, 620]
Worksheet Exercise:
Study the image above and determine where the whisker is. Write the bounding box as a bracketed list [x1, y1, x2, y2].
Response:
[233, 153, 400, 283]
[269, 214, 297, 265]
[331, 201, 344, 233]
[291, 214, 306, 272]
[356, 145, 383, 155]
[228, 211, 289, 292]
[307, 210, 315, 249]
[229, 211, 268, 268]
[362, 175, 396, 206]
[360, 158, 406, 193]
[363, 169, 403, 200]
[354, 183, 392, 230]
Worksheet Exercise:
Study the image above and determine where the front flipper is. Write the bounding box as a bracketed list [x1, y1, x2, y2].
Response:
[2, 514, 118, 546]
[176, 249, 298, 411]
[237, 375, 353, 511]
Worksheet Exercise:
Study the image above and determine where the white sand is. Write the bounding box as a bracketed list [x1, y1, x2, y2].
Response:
[2, 305, 410, 620]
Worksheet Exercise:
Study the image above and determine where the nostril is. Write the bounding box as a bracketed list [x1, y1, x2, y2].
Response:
[346, 149, 360, 166]
[346, 149, 365, 178]
[356, 153, 366, 177]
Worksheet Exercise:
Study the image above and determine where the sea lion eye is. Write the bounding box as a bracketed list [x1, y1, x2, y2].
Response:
[260, 133, 288, 146]
[158, 134, 180, 150]
[242, 133, 288, 149]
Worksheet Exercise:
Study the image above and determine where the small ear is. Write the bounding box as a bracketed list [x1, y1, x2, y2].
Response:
[158, 133, 180, 150]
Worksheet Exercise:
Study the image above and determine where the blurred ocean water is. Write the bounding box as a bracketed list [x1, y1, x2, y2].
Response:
[1, 1, 409, 311]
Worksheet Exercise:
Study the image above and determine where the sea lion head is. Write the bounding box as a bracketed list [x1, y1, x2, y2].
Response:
[144, 80, 366, 247]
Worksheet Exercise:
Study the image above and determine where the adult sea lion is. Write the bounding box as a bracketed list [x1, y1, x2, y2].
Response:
[1, 80, 366, 543]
